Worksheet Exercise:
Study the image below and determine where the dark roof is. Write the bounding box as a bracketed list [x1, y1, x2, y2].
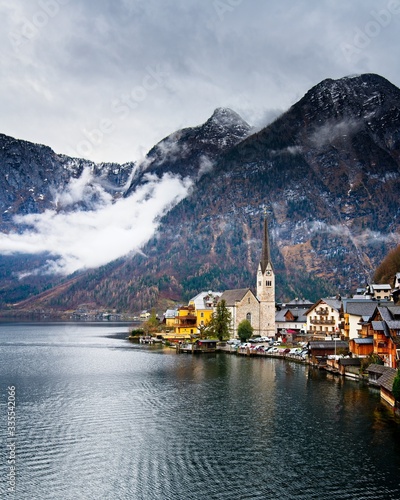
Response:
[286, 299, 314, 307]
[323, 298, 342, 311]
[339, 358, 362, 366]
[309, 341, 348, 350]
[367, 364, 387, 375]
[218, 289, 252, 306]
[373, 321, 392, 338]
[387, 306, 400, 318]
[379, 368, 397, 392]
[352, 337, 374, 344]
[344, 301, 377, 317]
[370, 284, 392, 291]
[378, 307, 393, 322]
[306, 298, 342, 315]
[275, 308, 307, 323]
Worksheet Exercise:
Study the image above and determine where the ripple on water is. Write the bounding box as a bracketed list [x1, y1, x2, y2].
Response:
[1, 327, 400, 499]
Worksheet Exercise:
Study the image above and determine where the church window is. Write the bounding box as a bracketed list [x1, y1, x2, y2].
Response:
[266, 280, 272, 287]
[246, 313, 252, 324]
[258, 281, 261, 287]
[248, 297, 250, 304]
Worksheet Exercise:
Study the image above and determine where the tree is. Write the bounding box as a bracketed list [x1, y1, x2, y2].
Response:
[238, 319, 253, 343]
[197, 322, 211, 339]
[392, 369, 400, 403]
[209, 300, 232, 341]
[143, 310, 160, 335]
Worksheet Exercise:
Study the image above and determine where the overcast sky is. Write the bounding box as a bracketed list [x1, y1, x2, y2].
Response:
[1, 0, 400, 164]
[0, 0, 400, 163]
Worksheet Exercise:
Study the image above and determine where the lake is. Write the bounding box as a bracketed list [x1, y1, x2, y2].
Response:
[1, 322, 400, 499]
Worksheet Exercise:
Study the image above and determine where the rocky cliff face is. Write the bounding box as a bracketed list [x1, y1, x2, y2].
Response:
[127, 107, 252, 190]
[0, 133, 135, 229]
[1, 73, 400, 313]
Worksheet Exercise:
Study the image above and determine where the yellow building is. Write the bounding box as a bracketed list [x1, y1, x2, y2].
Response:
[172, 291, 221, 339]
[174, 305, 197, 338]
[189, 291, 220, 333]
[164, 309, 178, 330]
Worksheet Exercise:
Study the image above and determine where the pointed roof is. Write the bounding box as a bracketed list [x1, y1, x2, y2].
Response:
[218, 289, 255, 306]
[259, 217, 273, 274]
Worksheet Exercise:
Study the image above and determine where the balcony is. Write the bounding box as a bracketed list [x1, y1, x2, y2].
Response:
[316, 309, 329, 316]
[310, 319, 336, 325]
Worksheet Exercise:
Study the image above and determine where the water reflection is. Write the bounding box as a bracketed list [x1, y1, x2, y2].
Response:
[0, 324, 400, 499]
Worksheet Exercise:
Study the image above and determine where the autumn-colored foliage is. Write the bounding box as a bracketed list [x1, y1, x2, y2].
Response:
[373, 244, 400, 285]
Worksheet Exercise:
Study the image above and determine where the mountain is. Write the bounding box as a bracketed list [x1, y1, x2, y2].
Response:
[0, 133, 135, 227]
[127, 107, 252, 189]
[1, 73, 400, 315]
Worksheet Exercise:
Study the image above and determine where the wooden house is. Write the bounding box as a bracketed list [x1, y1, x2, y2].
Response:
[349, 337, 374, 357]
[369, 306, 400, 368]
[309, 340, 349, 365]
[367, 364, 397, 406]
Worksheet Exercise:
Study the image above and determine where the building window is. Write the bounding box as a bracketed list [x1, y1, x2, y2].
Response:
[258, 281, 261, 286]
[266, 280, 272, 287]
[248, 297, 250, 304]
[246, 313, 252, 324]
[201, 312, 204, 317]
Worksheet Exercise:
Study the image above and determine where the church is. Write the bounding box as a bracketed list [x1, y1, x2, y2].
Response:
[218, 217, 276, 338]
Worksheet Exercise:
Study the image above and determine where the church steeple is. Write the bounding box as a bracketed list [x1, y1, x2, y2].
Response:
[257, 215, 276, 337]
[260, 217, 273, 274]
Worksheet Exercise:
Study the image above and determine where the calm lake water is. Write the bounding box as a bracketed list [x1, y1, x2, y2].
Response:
[1, 322, 400, 500]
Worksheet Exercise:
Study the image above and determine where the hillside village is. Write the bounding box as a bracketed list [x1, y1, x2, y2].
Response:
[139, 219, 400, 408]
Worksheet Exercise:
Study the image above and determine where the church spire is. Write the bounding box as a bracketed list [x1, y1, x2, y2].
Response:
[260, 217, 273, 274]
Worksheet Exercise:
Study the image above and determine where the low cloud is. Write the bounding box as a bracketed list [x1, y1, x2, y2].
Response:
[308, 118, 362, 149]
[308, 221, 400, 246]
[197, 155, 214, 179]
[0, 171, 192, 276]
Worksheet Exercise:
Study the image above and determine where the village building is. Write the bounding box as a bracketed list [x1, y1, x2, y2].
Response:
[173, 305, 197, 339]
[218, 288, 260, 338]
[348, 337, 374, 357]
[189, 291, 221, 332]
[171, 291, 221, 340]
[392, 272, 400, 303]
[308, 340, 349, 365]
[367, 364, 398, 406]
[275, 299, 311, 341]
[163, 309, 178, 330]
[341, 299, 388, 340]
[365, 283, 392, 301]
[305, 298, 342, 339]
[370, 306, 400, 368]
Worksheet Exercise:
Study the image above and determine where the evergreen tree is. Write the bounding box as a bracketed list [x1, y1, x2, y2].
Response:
[209, 300, 232, 341]
[238, 319, 254, 342]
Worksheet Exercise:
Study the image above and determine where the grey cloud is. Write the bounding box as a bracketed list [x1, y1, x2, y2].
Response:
[0, 0, 399, 163]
